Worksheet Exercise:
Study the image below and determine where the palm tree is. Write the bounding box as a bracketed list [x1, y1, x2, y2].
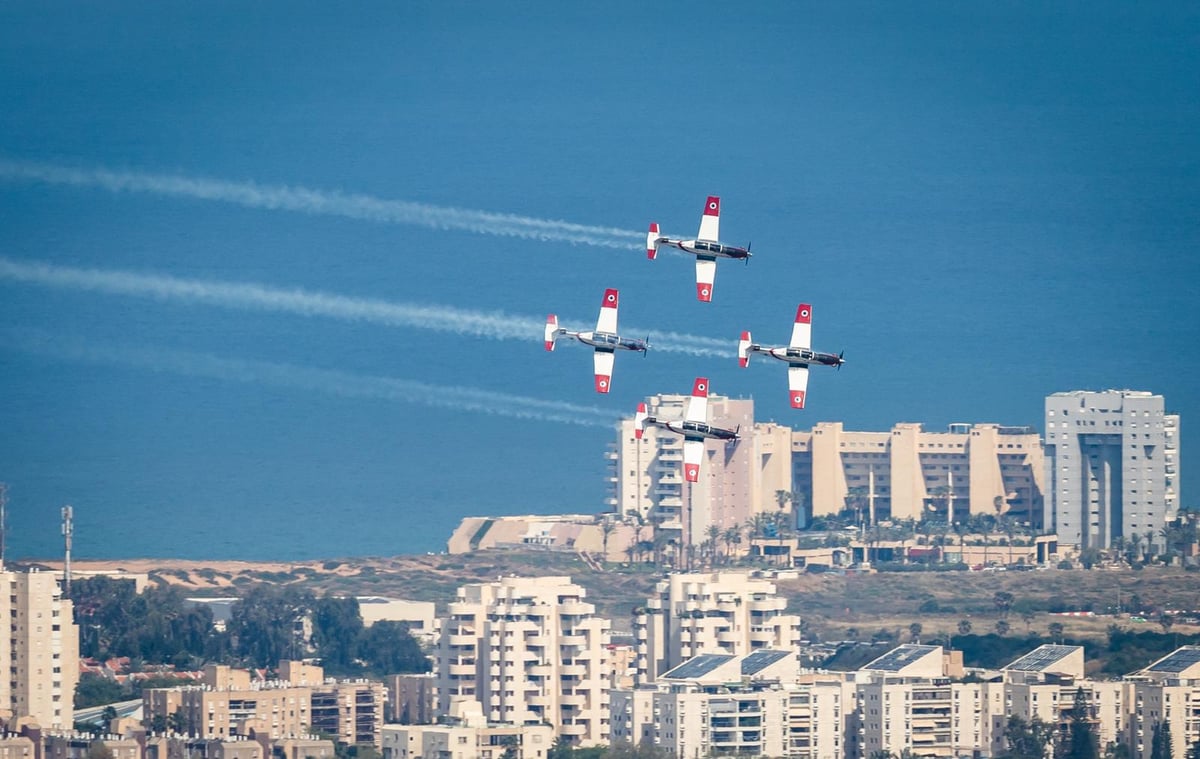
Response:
[705, 524, 722, 568]
[600, 519, 616, 564]
[722, 525, 742, 564]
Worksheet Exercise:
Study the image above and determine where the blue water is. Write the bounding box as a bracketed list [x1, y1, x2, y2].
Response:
[1, 2, 1197, 560]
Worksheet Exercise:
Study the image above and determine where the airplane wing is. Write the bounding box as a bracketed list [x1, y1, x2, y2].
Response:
[695, 257, 717, 302]
[596, 288, 619, 334]
[684, 377, 709, 422]
[788, 364, 810, 409]
[683, 438, 704, 482]
[593, 350, 616, 393]
[789, 303, 812, 349]
[697, 195, 720, 241]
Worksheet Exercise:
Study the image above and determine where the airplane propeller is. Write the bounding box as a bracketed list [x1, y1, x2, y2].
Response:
[744, 241, 752, 264]
[837, 350, 845, 370]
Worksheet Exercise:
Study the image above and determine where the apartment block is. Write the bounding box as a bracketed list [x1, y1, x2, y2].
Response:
[384, 673, 436, 724]
[143, 681, 312, 740]
[633, 571, 802, 684]
[794, 422, 1046, 528]
[1126, 646, 1200, 759]
[382, 699, 555, 759]
[0, 569, 80, 729]
[1045, 390, 1180, 550]
[611, 651, 853, 759]
[310, 680, 386, 748]
[435, 576, 610, 746]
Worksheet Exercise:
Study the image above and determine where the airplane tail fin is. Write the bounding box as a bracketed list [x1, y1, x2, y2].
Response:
[646, 223, 660, 260]
[634, 402, 648, 439]
[738, 331, 752, 368]
[544, 315, 560, 351]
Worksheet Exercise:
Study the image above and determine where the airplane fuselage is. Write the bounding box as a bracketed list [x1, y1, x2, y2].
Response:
[567, 330, 648, 353]
[646, 417, 739, 442]
[751, 345, 842, 367]
[660, 238, 751, 260]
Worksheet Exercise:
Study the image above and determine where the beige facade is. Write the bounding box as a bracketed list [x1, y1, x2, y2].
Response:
[610, 394, 791, 549]
[143, 683, 313, 740]
[381, 699, 555, 759]
[435, 576, 610, 746]
[310, 680, 386, 748]
[795, 422, 1046, 528]
[0, 569, 79, 729]
[1126, 646, 1200, 759]
[633, 571, 802, 684]
[384, 673, 436, 724]
[612, 652, 853, 759]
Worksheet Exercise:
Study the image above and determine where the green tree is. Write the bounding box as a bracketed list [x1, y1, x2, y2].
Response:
[1061, 688, 1099, 759]
[600, 519, 616, 562]
[227, 585, 316, 667]
[1150, 720, 1173, 759]
[312, 595, 364, 673]
[1048, 621, 1065, 644]
[958, 619, 973, 636]
[357, 621, 431, 675]
[908, 622, 922, 643]
[1186, 735, 1200, 759]
[998, 714, 1055, 759]
[996, 619, 1011, 636]
[74, 673, 129, 709]
[994, 591, 1015, 618]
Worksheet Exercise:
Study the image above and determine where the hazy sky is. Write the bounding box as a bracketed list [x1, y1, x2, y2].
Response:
[1, 2, 1197, 558]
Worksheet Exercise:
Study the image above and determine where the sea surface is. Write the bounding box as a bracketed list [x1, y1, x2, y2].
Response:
[0, 2, 1197, 560]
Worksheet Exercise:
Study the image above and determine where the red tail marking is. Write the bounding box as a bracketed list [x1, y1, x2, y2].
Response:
[602, 288, 619, 309]
[704, 196, 720, 216]
[697, 283, 712, 302]
[791, 390, 807, 409]
[795, 304, 812, 324]
[692, 377, 709, 398]
[685, 464, 700, 482]
[595, 375, 611, 393]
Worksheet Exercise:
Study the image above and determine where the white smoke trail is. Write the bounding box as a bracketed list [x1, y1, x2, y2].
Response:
[0, 328, 621, 428]
[0, 159, 644, 250]
[0, 256, 733, 358]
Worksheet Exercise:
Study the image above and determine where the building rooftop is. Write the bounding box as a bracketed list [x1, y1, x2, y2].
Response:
[1004, 645, 1081, 673]
[1145, 646, 1200, 675]
[741, 649, 790, 676]
[861, 645, 939, 672]
[661, 654, 735, 680]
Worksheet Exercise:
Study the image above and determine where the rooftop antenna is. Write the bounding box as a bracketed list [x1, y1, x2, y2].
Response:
[61, 505, 73, 594]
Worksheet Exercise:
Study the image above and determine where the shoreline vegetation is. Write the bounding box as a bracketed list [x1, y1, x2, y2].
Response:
[27, 551, 1200, 645]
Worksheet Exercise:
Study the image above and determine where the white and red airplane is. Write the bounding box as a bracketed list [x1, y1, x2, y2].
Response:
[737, 303, 844, 409]
[646, 195, 751, 302]
[634, 377, 739, 482]
[545, 288, 649, 393]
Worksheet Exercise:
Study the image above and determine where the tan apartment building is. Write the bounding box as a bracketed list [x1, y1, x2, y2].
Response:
[794, 422, 1046, 528]
[609, 394, 792, 548]
[611, 651, 854, 759]
[1126, 646, 1200, 759]
[382, 698, 555, 759]
[309, 679, 386, 748]
[384, 673, 435, 724]
[435, 576, 610, 746]
[0, 569, 79, 729]
[633, 571, 802, 684]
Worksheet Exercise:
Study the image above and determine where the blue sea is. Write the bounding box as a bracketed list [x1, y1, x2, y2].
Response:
[1, 2, 1197, 560]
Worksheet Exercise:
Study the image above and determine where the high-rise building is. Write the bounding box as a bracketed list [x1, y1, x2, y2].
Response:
[0, 569, 79, 729]
[633, 571, 801, 684]
[434, 576, 610, 746]
[1044, 390, 1180, 550]
[793, 422, 1046, 528]
[608, 393, 791, 547]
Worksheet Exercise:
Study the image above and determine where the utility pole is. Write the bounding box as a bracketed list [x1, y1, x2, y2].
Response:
[62, 505, 73, 594]
[0, 482, 7, 571]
